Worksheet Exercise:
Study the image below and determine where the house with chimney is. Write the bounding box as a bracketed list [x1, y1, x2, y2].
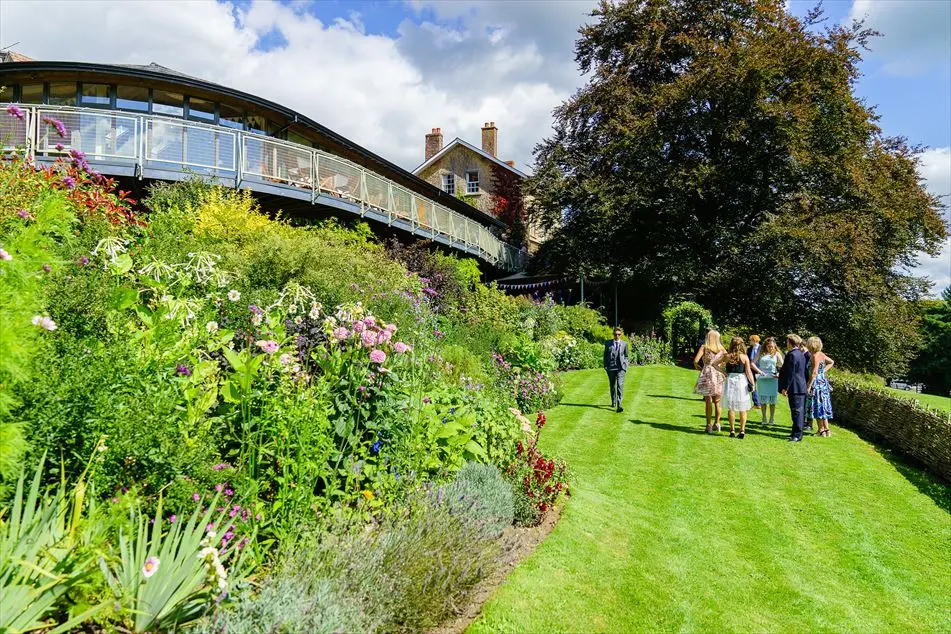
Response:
[413, 123, 547, 252]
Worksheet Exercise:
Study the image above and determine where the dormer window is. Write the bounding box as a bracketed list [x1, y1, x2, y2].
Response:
[442, 173, 455, 194]
[465, 170, 479, 193]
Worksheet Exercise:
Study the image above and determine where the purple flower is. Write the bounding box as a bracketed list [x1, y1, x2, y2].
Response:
[369, 349, 386, 364]
[42, 116, 67, 138]
[62, 176, 76, 189]
[68, 148, 86, 160]
[423, 396, 431, 404]
[193, 493, 201, 501]
[5, 104, 24, 120]
[249, 304, 262, 315]
[175, 363, 192, 377]
[55, 143, 64, 151]
[42, 263, 51, 273]
[169, 514, 177, 524]
[371, 440, 382, 454]
[78, 255, 89, 266]
[212, 463, 230, 471]
[17, 209, 30, 219]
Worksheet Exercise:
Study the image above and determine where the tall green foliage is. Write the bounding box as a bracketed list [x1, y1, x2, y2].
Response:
[908, 288, 951, 395]
[527, 0, 947, 375]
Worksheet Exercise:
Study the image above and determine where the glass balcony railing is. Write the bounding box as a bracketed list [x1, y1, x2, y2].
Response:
[0, 104, 527, 271]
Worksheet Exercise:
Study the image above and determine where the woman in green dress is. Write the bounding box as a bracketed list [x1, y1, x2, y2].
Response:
[754, 337, 783, 425]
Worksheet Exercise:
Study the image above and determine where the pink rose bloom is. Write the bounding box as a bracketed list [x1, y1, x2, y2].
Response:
[255, 340, 280, 354]
[352, 320, 366, 333]
[364, 315, 376, 326]
[361, 330, 377, 348]
[384, 323, 397, 333]
[279, 353, 293, 366]
[369, 349, 386, 364]
[332, 327, 349, 341]
[377, 329, 393, 344]
[393, 341, 411, 354]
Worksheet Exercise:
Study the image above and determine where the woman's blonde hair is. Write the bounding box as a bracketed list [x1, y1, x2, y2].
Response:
[704, 329, 724, 354]
[806, 336, 823, 353]
[763, 337, 782, 357]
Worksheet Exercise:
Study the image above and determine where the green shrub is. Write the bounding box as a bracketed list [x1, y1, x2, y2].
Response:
[549, 332, 603, 370]
[554, 302, 612, 343]
[444, 462, 514, 537]
[662, 301, 714, 357]
[629, 335, 672, 365]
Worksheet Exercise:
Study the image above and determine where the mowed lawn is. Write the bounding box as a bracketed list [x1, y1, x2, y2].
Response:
[470, 366, 951, 634]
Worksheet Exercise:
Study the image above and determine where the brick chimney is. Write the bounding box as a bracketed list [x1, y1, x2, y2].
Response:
[481, 121, 498, 157]
[425, 127, 443, 161]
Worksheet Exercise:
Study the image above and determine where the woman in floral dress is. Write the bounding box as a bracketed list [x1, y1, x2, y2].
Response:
[806, 336, 835, 437]
[693, 329, 725, 433]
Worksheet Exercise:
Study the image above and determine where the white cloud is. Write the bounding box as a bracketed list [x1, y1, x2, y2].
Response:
[848, 0, 951, 75]
[0, 0, 591, 171]
[913, 147, 951, 294]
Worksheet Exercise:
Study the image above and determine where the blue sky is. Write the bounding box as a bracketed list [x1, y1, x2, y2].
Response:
[2, 0, 948, 290]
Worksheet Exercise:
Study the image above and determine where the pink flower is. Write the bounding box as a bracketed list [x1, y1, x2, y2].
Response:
[361, 330, 377, 348]
[364, 316, 376, 326]
[192, 493, 201, 501]
[352, 320, 366, 333]
[369, 349, 386, 364]
[384, 323, 397, 333]
[0, 248, 10, 261]
[377, 329, 393, 344]
[169, 514, 177, 524]
[332, 327, 349, 341]
[255, 340, 280, 354]
[5, 104, 24, 120]
[279, 353, 293, 366]
[393, 342, 411, 354]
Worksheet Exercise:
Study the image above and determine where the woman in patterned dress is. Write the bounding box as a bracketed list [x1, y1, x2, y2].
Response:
[805, 336, 835, 437]
[754, 337, 783, 425]
[693, 329, 726, 433]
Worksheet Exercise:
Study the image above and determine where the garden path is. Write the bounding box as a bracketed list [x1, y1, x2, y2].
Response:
[470, 366, 951, 633]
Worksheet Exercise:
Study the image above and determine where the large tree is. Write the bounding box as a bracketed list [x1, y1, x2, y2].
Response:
[907, 288, 951, 396]
[528, 0, 947, 375]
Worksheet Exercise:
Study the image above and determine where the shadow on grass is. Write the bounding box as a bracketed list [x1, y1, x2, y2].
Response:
[633, 416, 791, 439]
[646, 394, 700, 401]
[627, 418, 709, 435]
[839, 425, 951, 515]
[559, 402, 616, 411]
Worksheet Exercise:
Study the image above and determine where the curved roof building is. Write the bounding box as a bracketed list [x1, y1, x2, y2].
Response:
[0, 59, 525, 271]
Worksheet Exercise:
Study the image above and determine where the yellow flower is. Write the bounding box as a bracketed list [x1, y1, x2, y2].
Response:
[361, 490, 374, 500]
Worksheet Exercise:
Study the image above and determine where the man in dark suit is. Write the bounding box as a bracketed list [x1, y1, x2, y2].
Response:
[603, 327, 629, 413]
[778, 334, 809, 442]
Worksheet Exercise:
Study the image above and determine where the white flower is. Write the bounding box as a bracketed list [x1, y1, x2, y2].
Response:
[206, 321, 219, 333]
[31, 315, 57, 331]
[228, 290, 241, 302]
[91, 237, 129, 264]
[250, 314, 262, 326]
[309, 302, 321, 320]
[142, 556, 160, 579]
[287, 303, 297, 315]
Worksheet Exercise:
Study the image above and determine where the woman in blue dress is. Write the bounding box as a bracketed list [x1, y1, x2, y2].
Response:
[805, 336, 835, 437]
[754, 337, 783, 425]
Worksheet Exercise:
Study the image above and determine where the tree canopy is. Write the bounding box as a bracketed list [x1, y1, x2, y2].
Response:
[907, 288, 951, 396]
[527, 0, 947, 376]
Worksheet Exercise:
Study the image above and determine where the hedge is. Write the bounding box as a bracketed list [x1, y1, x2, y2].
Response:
[831, 374, 951, 483]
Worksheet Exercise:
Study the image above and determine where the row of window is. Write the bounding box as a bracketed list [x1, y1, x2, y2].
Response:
[442, 171, 479, 195]
[2, 81, 313, 145]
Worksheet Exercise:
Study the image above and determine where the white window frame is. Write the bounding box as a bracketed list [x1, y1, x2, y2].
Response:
[465, 170, 479, 194]
[441, 172, 455, 194]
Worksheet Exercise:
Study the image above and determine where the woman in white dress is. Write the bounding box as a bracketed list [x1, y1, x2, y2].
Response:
[715, 336, 763, 439]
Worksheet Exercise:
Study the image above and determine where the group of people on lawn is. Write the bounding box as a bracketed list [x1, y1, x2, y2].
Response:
[601, 328, 834, 443]
[692, 331, 834, 442]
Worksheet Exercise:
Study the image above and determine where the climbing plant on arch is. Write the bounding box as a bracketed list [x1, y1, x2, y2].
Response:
[662, 301, 714, 357]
